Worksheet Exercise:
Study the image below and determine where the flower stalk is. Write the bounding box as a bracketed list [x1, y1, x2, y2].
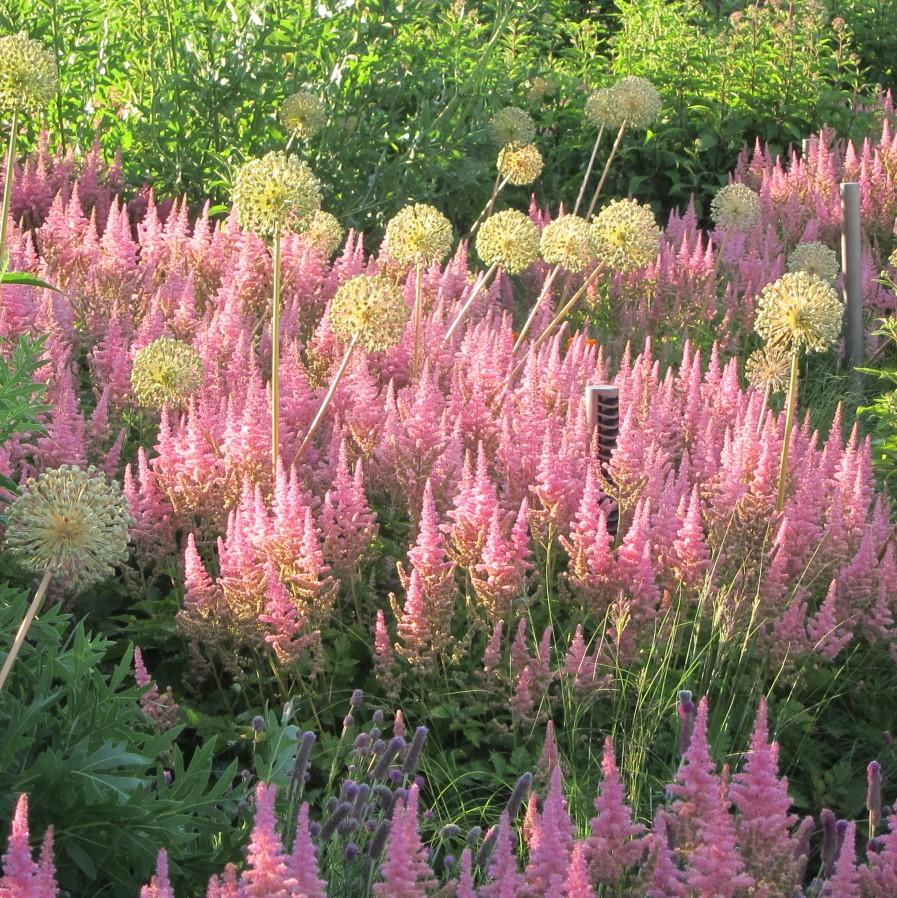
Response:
[0, 568, 51, 693]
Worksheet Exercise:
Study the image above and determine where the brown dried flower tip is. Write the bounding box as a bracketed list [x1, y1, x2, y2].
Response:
[0, 33, 58, 115]
[488, 106, 536, 147]
[280, 90, 327, 141]
[5, 465, 131, 590]
[711, 183, 761, 231]
[232, 151, 321, 238]
[329, 275, 410, 352]
[787, 242, 839, 285]
[745, 346, 791, 394]
[475, 209, 541, 275]
[540, 215, 592, 273]
[497, 142, 543, 186]
[384, 204, 453, 265]
[755, 271, 843, 354]
[589, 199, 660, 274]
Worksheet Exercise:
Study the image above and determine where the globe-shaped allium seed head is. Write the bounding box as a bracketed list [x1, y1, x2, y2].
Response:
[304, 210, 344, 257]
[589, 199, 660, 274]
[711, 183, 761, 231]
[608, 76, 661, 130]
[5, 465, 131, 590]
[280, 90, 327, 140]
[497, 142, 543, 186]
[584, 88, 615, 128]
[383, 204, 453, 265]
[540, 215, 592, 273]
[329, 275, 410, 352]
[745, 345, 791, 394]
[475, 209, 541, 275]
[488, 106, 536, 147]
[755, 271, 843, 354]
[787, 241, 839, 285]
[232, 151, 321, 238]
[526, 76, 553, 105]
[0, 33, 58, 115]
[889, 247, 897, 270]
[131, 337, 204, 409]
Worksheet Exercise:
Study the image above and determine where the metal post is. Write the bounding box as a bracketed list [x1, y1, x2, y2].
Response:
[840, 182, 864, 400]
[585, 385, 620, 535]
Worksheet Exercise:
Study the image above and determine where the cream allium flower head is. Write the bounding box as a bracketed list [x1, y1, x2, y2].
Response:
[584, 88, 615, 128]
[710, 183, 761, 231]
[131, 337, 204, 409]
[232, 151, 321, 238]
[497, 142, 544, 186]
[589, 199, 661, 274]
[475, 209, 542, 275]
[540, 215, 592, 273]
[526, 76, 549, 105]
[5, 465, 131, 590]
[329, 275, 410, 351]
[745, 345, 791, 394]
[608, 76, 661, 130]
[488, 106, 536, 147]
[787, 242, 839, 284]
[755, 271, 843, 354]
[383, 203, 453, 265]
[304, 210, 344, 257]
[280, 90, 327, 140]
[0, 33, 58, 115]
[889, 247, 897, 270]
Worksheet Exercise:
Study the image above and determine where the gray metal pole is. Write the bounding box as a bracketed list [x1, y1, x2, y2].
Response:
[840, 182, 864, 397]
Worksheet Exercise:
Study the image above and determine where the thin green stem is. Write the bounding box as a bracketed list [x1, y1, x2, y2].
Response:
[585, 119, 627, 221]
[469, 174, 511, 238]
[776, 351, 800, 513]
[512, 263, 561, 353]
[271, 225, 283, 474]
[0, 568, 52, 694]
[0, 110, 19, 270]
[412, 259, 423, 378]
[573, 126, 604, 217]
[442, 261, 500, 343]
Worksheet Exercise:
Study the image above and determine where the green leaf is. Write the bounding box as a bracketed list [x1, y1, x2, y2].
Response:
[0, 272, 61, 292]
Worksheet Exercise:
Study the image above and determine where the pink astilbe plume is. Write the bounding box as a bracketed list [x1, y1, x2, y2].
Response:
[240, 783, 298, 898]
[455, 849, 477, 898]
[0, 794, 57, 898]
[823, 821, 860, 898]
[372, 784, 436, 898]
[524, 766, 574, 897]
[640, 810, 685, 898]
[141, 850, 174, 898]
[133, 647, 180, 732]
[288, 804, 327, 898]
[481, 812, 523, 898]
[564, 843, 597, 898]
[862, 813, 897, 896]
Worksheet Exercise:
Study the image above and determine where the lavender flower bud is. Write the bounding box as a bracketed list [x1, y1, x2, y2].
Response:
[678, 690, 696, 755]
[402, 726, 429, 777]
[424, 809, 434, 821]
[321, 801, 354, 840]
[343, 713, 355, 730]
[388, 769, 403, 782]
[475, 824, 498, 867]
[367, 820, 391, 860]
[355, 733, 371, 751]
[372, 737, 405, 778]
[345, 842, 359, 861]
[251, 715, 266, 733]
[350, 688, 365, 709]
[370, 727, 381, 741]
[465, 826, 482, 847]
[365, 819, 377, 833]
[309, 821, 322, 838]
[337, 817, 360, 836]
[392, 787, 409, 808]
[820, 809, 838, 875]
[867, 761, 883, 832]
[443, 854, 456, 870]
[373, 785, 393, 810]
[440, 824, 462, 840]
[352, 783, 371, 819]
[292, 731, 316, 787]
[341, 780, 358, 802]
[372, 709, 384, 726]
[505, 772, 533, 818]
[373, 739, 386, 755]
[325, 796, 339, 814]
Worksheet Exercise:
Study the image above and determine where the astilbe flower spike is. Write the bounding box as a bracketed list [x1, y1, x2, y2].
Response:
[288, 803, 327, 898]
[239, 783, 298, 898]
[372, 784, 437, 898]
[141, 850, 174, 898]
[564, 843, 597, 898]
[0, 794, 57, 898]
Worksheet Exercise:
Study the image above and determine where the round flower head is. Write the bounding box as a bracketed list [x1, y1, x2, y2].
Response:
[0, 33, 58, 115]
[711, 183, 761, 231]
[584, 88, 615, 128]
[608, 76, 661, 130]
[755, 271, 843, 354]
[384, 203, 453, 265]
[589, 199, 660, 274]
[329, 275, 410, 352]
[745, 345, 791, 394]
[488, 106, 536, 147]
[131, 337, 204, 409]
[304, 210, 344, 257]
[280, 90, 327, 141]
[5, 465, 131, 590]
[232, 151, 321, 238]
[475, 209, 541, 275]
[526, 76, 552, 105]
[497, 142, 543, 186]
[787, 241, 839, 284]
[540, 215, 592, 273]
[889, 247, 897, 270]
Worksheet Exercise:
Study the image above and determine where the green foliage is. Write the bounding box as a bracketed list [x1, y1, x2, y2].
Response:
[858, 316, 897, 491]
[0, 586, 245, 897]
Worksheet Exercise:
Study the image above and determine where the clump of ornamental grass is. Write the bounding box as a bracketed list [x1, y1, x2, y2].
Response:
[787, 241, 840, 284]
[383, 203, 453, 377]
[304, 210, 345, 257]
[280, 89, 327, 142]
[754, 271, 843, 510]
[711, 182, 762, 232]
[0, 465, 130, 691]
[294, 275, 408, 464]
[232, 150, 322, 473]
[130, 337, 204, 409]
[0, 33, 58, 266]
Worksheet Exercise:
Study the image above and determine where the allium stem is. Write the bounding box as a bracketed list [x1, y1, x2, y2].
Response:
[412, 259, 423, 378]
[573, 125, 604, 217]
[470, 175, 511, 237]
[0, 568, 52, 693]
[442, 261, 500, 344]
[271, 225, 283, 474]
[585, 119, 627, 221]
[513, 263, 561, 353]
[776, 350, 800, 513]
[291, 332, 359, 467]
[756, 383, 770, 437]
[0, 110, 19, 269]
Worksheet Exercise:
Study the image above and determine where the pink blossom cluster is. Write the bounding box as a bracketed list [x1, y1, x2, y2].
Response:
[9, 698, 897, 897]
